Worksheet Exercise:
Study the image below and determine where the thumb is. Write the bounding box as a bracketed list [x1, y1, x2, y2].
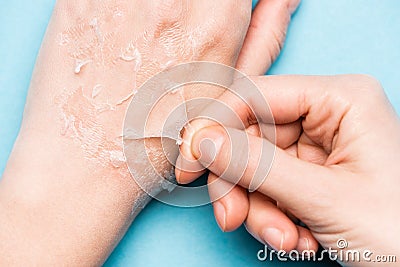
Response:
[191, 125, 337, 212]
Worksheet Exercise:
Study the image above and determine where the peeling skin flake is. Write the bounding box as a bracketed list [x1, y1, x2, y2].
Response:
[175, 137, 183, 146]
[91, 84, 104, 99]
[120, 42, 142, 72]
[56, 88, 126, 169]
[55, 2, 211, 199]
[109, 150, 126, 168]
[58, 4, 128, 71]
[89, 17, 103, 43]
[116, 90, 137, 106]
[74, 59, 92, 74]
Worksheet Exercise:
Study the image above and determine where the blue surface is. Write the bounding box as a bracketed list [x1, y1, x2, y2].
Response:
[0, 1, 399, 266]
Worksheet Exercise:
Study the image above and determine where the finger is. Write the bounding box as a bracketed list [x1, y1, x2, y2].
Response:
[175, 75, 278, 185]
[233, 120, 302, 149]
[248, 75, 362, 133]
[180, 75, 345, 135]
[176, 120, 301, 184]
[175, 153, 206, 184]
[190, 125, 337, 211]
[236, 0, 301, 75]
[297, 133, 329, 164]
[208, 173, 249, 232]
[277, 201, 300, 224]
[295, 225, 319, 253]
[175, 79, 274, 186]
[260, 120, 302, 149]
[245, 192, 299, 251]
[179, 75, 342, 185]
[284, 143, 298, 157]
[191, 74, 353, 159]
[176, 87, 254, 185]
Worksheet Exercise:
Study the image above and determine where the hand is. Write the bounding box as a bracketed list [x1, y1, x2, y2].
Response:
[177, 74, 400, 266]
[0, 0, 300, 264]
[0, 0, 252, 264]
[176, 0, 301, 234]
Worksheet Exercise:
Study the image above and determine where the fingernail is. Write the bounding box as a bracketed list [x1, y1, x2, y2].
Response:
[213, 201, 226, 232]
[193, 129, 224, 167]
[175, 154, 182, 184]
[198, 138, 217, 166]
[261, 228, 284, 251]
[299, 237, 310, 252]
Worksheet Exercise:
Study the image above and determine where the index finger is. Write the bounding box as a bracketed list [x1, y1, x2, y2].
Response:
[218, 75, 337, 125]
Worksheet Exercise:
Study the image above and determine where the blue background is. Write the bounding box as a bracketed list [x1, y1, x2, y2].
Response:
[0, 0, 399, 266]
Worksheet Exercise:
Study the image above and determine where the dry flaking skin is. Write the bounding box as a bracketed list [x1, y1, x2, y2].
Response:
[53, 0, 251, 214]
[54, 0, 231, 214]
[0, 1, 253, 263]
[57, 0, 128, 69]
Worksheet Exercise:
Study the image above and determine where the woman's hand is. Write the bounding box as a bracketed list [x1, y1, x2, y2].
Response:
[176, 0, 301, 235]
[1, 0, 252, 264]
[0, 0, 300, 265]
[177, 74, 400, 266]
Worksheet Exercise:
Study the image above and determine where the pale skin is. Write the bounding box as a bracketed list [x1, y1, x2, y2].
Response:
[0, 0, 300, 265]
[176, 75, 400, 266]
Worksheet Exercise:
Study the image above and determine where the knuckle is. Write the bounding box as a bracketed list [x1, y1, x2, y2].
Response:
[353, 74, 382, 90]
[335, 74, 388, 116]
[338, 74, 384, 99]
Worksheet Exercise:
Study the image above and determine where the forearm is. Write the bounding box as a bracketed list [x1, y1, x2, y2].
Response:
[0, 0, 249, 265]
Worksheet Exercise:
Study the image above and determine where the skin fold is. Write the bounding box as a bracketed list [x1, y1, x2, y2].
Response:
[0, 0, 300, 265]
